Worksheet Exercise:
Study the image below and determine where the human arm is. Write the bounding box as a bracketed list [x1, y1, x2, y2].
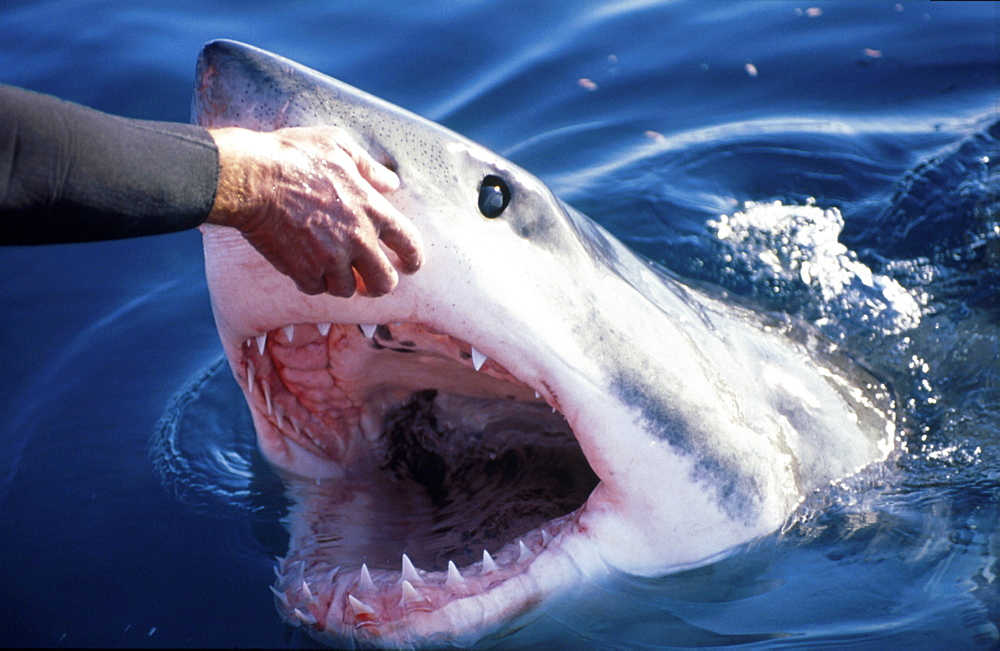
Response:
[0, 83, 217, 243]
[0, 84, 422, 296]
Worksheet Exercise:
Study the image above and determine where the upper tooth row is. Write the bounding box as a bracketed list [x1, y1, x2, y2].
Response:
[242, 325, 563, 416]
[244, 324, 491, 373]
[245, 324, 332, 350]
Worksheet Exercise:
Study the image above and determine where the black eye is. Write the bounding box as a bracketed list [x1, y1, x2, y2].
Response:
[478, 175, 510, 218]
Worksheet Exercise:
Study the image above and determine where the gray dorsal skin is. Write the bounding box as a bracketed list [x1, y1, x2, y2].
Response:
[192, 40, 896, 647]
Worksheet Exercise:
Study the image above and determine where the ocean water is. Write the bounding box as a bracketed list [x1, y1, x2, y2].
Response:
[1, 0, 998, 648]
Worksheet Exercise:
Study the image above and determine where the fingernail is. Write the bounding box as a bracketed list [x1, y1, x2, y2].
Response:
[381, 168, 400, 191]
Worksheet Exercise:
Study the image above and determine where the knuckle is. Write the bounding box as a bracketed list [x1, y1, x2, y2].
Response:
[296, 279, 324, 295]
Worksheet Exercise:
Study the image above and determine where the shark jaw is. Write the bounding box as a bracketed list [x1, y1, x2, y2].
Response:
[232, 317, 606, 646]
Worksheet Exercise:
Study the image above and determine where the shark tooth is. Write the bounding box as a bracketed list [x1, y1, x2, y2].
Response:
[317, 322, 331, 336]
[401, 553, 422, 584]
[400, 580, 427, 607]
[301, 580, 313, 601]
[518, 540, 531, 563]
[263, 382, 273, 415]
[269, 585, 290, 608]
[293, 607, 317, 625]
[471, 346, 487, 371]
[360, 324, 377, 338]
[445, 560, 465, 589]
[482, 549, 498, 573]
[323, 566, 340, 584]
[256, 334, 267, 355]
[359, 563, 376, 593]
[283, 324, 295, 342]
[349, 594, 376, 617]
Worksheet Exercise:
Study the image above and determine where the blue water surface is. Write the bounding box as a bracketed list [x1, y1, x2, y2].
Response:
[1, 1, 998, 648]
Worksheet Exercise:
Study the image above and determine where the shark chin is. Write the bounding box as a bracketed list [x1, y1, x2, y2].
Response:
[191, 40, 898, 647]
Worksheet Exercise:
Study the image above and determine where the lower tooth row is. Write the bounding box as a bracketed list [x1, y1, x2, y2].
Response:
[280, 541, 537, 620]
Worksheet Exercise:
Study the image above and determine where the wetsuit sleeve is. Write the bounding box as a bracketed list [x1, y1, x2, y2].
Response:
[0, 84, 219, 244]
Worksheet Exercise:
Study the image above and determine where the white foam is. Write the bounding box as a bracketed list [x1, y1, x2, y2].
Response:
[708, 200, 926, 334]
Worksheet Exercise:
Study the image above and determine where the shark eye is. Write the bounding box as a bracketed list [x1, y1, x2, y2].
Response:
[478, 175, 510, 218]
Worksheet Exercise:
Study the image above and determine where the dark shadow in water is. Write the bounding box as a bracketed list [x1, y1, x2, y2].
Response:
[152, 357, 290, 558]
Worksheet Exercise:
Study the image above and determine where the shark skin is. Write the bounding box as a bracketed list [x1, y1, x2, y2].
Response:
[191, 40, 896, 647]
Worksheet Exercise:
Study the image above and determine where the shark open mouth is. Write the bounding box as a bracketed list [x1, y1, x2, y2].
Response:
[239, 321, 600, 644]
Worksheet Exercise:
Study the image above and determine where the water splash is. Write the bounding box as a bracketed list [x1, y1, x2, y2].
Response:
[707, 199, 927, 337]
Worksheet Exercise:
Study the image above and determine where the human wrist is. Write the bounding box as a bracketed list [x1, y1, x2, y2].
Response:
[205, 127, 269, 230]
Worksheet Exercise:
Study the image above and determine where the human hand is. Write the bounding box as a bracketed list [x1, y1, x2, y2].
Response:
[206, 125, 423, 297]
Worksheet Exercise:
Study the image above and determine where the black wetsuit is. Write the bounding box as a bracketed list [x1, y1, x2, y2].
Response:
[0, 84, 219, 244]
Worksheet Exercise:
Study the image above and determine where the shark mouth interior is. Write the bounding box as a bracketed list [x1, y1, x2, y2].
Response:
[240, 321, 599, 643]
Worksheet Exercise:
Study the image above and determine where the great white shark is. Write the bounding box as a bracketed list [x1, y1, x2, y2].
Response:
[192, 40, 896, 646]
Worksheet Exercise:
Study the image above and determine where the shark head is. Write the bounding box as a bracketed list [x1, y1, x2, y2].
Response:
[192, 40, 896, 646]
